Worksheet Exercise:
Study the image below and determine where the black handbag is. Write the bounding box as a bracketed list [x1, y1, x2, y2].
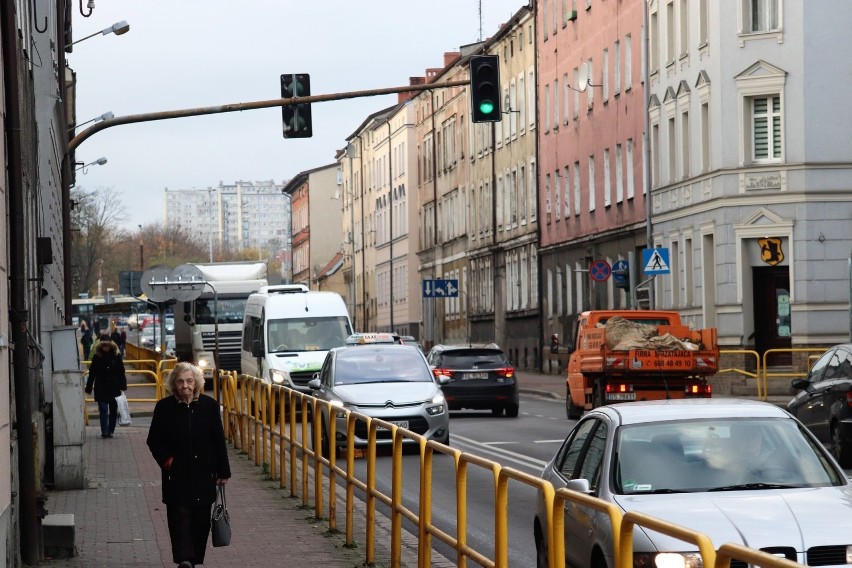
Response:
[211, 485, 231, 547]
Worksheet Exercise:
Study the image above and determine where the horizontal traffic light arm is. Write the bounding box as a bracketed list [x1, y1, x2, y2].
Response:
[69, 79, 469, 152]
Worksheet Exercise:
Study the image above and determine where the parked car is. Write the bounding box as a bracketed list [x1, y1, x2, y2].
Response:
[139, 326, 173, 350]
[788, 343, 852, 467]
[425, 343, 518, 417]
[308, 342, 450, 456]
[533, 399, 852, 568]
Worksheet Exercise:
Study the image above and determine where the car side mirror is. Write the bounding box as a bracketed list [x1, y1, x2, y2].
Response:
[436, 374, 451, 385]
[564, 478, 593, 495]
[251, 339, 262, 358]
[307, 377, 321, 390]
[791, 378, 812, 392]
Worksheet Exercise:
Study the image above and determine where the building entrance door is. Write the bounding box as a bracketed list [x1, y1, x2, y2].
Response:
[752, 267, 792, 366]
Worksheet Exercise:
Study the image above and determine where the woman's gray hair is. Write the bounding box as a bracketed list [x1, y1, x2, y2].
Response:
[165, 361, 205, 397]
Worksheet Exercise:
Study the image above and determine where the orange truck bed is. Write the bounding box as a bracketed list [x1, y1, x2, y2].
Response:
[563, 310, 719, 418]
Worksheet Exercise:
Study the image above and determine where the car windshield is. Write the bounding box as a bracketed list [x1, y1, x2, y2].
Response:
[439, 349, 506, 368]
[613, 417, 844, 494]
[267, 317, 351, 352]
[333, 349, 432, 385]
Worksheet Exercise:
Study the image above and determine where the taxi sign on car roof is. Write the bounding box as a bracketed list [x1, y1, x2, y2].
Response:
[345, 332, 399, 345]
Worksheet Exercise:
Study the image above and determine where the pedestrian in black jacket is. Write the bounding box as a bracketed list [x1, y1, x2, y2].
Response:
[147, 362, 231, 568]
[84, 337, 127, 438]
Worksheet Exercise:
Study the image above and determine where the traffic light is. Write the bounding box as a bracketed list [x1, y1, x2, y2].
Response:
[281, 73, 312, 138]
[470, 55, 501, 123]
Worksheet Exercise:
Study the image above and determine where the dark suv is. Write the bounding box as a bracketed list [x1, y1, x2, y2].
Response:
[426, 344, 519, 417]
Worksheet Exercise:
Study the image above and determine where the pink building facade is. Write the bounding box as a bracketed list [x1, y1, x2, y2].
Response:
[536, 0, 647, 373]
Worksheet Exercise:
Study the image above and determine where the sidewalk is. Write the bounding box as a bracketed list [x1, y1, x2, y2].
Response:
[41, 421, 396, 568]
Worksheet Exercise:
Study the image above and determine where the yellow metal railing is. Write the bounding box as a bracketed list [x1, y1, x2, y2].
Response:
[761, 347, 828, 400]
[219, 374, 812, 568]
[82, 358, 169, 424]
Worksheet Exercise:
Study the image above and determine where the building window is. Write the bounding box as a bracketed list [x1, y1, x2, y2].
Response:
[624, 34, 633, 88]
[615, 143, 624, 202]
[573, 161, 581, 215]
[625, 138, 636, 199]
[588, 155, 596, 212]
[603, 148, 612, 207]
[614, 40, 621, 95]
[700, 102, 710, 172]
[602, 48, 609, 102]
[749, 0, 779, 32]
[681, 110, 690, 178]
[544, 84, 551, 133]
[563, 166, 571, 218]
[752, 95, 782, 162]
[666, 1, 675, 65]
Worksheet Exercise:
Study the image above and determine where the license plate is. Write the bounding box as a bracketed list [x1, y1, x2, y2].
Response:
[464, 372, 489, 380]
[606, 393, 636, 401]
[378, 420, 409, 430]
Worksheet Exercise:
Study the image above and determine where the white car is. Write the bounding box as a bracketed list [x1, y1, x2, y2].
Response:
[534, 399, 852, 568]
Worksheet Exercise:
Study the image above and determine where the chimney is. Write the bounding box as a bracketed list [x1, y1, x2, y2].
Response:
[399, 76, 426, 103]
[443, 51, 460, 67]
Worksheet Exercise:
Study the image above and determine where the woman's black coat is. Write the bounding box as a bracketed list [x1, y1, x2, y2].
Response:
[146, 394, 231, 507]
[85, 342, 127, 403]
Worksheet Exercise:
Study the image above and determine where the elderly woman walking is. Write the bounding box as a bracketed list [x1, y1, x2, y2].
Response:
[147, 362, 231, 568]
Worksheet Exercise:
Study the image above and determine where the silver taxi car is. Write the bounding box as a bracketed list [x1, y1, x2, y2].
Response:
[308, 340, 450, 456]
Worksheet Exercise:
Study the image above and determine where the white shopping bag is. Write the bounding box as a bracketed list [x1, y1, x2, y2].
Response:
[116, 393, 132, 426]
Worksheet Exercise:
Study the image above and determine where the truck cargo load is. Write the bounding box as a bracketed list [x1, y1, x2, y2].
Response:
[556, 310, 719, 419]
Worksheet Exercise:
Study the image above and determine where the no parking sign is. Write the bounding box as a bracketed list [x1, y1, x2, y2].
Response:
[590, 260, 611, 282]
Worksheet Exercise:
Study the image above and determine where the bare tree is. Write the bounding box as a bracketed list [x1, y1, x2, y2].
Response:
[70, 187, 128, 297]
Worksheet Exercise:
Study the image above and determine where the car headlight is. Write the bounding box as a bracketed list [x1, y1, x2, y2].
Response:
[329, 399, 349, 418]
[426, 404, 445, 416]
[269, 369, 288, 385]
[196, 356, 210, 369]
[634, 552, 703, 568]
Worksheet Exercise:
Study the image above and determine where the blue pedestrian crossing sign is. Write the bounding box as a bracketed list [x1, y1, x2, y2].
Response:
[642, 248, 671, 275]
[422, 279, 459, 298]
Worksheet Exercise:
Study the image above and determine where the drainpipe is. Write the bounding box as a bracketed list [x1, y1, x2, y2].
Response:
[387, 118, 394, 331]
[2, 1, 40, 563]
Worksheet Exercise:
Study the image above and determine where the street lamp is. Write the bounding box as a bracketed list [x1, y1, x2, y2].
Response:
[345, 143, 357, 326]
[74, 156, 107, 172]
[67, 20, 130, 48]
[69, 111, 113, 133]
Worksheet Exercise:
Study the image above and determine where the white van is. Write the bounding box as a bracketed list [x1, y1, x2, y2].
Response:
[241, 285, 353, 393]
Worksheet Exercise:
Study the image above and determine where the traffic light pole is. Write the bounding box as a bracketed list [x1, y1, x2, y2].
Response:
[69, 80, 469, 152]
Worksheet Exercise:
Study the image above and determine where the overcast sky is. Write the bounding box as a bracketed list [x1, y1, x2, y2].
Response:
[69, 1, 526, 232]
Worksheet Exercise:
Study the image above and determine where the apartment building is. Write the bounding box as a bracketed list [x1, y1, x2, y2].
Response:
[413, 51, 476, 348]
[646, 0, 852, 364]
[467, 6, 541, 369]
[163, 180, 290, 259]
[281, 164, 341, 287]
[536, 0, 647, 373]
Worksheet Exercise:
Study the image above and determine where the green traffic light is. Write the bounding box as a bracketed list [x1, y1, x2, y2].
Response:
[479, 100, 495, 115]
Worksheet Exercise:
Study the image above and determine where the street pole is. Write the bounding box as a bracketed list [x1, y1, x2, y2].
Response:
[642, 1, 655, 310]
[346, 143, 357, 327]
[386, 119, 394, 332]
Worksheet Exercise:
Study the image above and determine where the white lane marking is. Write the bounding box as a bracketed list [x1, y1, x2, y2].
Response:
[452, 434, 549, 469]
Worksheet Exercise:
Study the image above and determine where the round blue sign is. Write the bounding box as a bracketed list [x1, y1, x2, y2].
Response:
[612, 259, 629, 284]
